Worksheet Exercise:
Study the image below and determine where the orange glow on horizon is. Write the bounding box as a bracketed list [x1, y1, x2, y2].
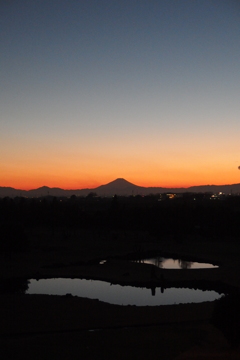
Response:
[1, 171, 239, 191]
[1, 145, 239, 190]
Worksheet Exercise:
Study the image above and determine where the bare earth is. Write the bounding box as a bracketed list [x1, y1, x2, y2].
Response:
[1, 229, 240, 359]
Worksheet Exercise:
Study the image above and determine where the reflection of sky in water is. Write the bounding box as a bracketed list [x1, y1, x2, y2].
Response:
[135, 258, 218, 269]
[26, 279, 223, 306]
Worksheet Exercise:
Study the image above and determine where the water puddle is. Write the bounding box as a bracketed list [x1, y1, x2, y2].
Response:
[26, 278, 223, 306]
[133, 257, 218, 269]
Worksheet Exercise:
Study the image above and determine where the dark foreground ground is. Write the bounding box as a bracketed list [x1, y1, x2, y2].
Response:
[1, 227, 240, 359]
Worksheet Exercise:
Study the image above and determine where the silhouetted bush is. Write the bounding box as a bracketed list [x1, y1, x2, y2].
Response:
[0, 278, 29, 294]
[0, 221, 29, 255]
[212, 292, 240, 347]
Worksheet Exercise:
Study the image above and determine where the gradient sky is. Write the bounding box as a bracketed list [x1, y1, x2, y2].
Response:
[1, 0, 240, 190]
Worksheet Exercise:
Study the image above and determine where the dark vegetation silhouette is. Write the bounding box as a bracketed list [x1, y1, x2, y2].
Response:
[0, 277, 29, 294]
[212, 292, 240, 348]
[0, 197, 29, 257]
[0, 193, 240, 246]
[1, 192, 240, 351]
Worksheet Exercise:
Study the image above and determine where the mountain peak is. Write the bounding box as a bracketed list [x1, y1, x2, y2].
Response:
[104, 178, 135, 188]
[94, 178, 138, 195]
[36, 186, 50, 190]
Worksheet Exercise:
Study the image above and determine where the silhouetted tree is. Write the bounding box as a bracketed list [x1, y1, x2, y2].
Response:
[0, 221, 29, 257]
[212, 293, 240, 348]
[86, 192, 97, 198]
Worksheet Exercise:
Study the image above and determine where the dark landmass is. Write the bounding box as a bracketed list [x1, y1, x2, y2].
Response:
[1, 194, 240, 359]
[1, 177, 240, 197]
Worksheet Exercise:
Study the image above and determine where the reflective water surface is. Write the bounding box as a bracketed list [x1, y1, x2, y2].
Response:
[133, 257, 218, 269]
[26, 278, 223, 306]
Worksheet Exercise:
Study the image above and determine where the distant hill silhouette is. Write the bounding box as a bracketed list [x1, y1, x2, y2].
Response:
[1, 178, 240, 197]
[95, 178, 140, 196]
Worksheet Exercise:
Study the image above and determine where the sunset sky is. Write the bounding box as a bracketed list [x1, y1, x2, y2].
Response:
[1, 0, 240, 190]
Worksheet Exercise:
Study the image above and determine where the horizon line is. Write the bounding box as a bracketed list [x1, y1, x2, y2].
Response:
[1, 178, 240, 192]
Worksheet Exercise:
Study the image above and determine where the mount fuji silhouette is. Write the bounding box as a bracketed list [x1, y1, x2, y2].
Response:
[1, 178, 240, 197]
[95, 178, 138, 195]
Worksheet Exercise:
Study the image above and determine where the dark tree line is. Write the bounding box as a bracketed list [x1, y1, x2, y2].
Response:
[1, 193, 240, 253]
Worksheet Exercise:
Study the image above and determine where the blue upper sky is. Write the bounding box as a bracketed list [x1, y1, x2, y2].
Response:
[1, 1, 240, 189]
